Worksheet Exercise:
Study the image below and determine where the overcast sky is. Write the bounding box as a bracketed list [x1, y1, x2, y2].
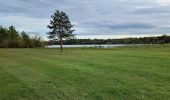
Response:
[0, 0, 170, 39]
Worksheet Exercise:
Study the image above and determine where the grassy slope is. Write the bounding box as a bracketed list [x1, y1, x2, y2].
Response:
[0, 45, 170, 100]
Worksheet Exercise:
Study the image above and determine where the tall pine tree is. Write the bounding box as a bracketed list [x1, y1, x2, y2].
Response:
[47, 10, 75, 52]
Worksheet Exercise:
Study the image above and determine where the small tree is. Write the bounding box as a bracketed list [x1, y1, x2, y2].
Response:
[0, 26, 9, 48]
[21, 31, 30, 48]
[32, 35, 44, 48]
[8, 26, 20, 47]
[47, 10, 75, 52]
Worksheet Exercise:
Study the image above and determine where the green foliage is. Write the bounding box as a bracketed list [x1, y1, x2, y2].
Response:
[0, 46, 170, 99]
[31, 35, 44, 48]
[21, 31, 30, 48]
[47, 10, 75, 51]
[0, 26, 10, 47]
[48, 35, 170, 45]
[8, 26, 20, 47]
[0, 26, 44, 48]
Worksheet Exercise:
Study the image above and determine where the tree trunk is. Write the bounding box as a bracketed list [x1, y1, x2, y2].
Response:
[26, 42, 29, 48]
[6, 41, 8, 48]
[4, 40, 8, 48]
[60, 38, 63, 52]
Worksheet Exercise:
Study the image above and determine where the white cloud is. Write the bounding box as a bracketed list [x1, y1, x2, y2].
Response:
[155, 0, 170, 6]
[0, 15, 49, 32]
[134, 5, 154, 9]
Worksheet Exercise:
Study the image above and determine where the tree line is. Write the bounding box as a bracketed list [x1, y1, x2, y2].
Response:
[0, 26, 44, 48]
[48, 35, 170, 45]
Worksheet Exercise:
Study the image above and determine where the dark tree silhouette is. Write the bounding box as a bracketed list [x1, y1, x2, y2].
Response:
[47, 10, 75, 52]
[0, 26, 9, 48]
[21, 31, 30, 48]
[8, 26, 20, 47]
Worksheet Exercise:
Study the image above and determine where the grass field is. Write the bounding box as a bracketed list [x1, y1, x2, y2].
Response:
[0, 45, 170, 100]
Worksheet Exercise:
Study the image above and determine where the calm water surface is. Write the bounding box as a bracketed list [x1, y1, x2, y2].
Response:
[47, 44, 126, 48]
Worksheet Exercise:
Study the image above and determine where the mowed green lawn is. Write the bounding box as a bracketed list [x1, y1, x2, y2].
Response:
[0, 45, 170, 100]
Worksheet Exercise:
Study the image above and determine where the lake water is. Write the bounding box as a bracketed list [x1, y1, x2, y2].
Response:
[47, 44, 125, 48]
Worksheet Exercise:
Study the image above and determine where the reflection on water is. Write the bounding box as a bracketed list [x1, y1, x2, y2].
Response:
[47, 44, 125, 48]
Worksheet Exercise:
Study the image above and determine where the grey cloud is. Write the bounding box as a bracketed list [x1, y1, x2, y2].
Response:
[0, 0, 170, 35]
[82, 21, 156, 30]
[132, 5, 170, 14]
[106, 23, 157, 29]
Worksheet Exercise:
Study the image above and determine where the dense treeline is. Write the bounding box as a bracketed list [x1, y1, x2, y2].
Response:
[0, 26, 44, 48]
[1, 26, 170, 47]
[48, 35, 170, 45]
